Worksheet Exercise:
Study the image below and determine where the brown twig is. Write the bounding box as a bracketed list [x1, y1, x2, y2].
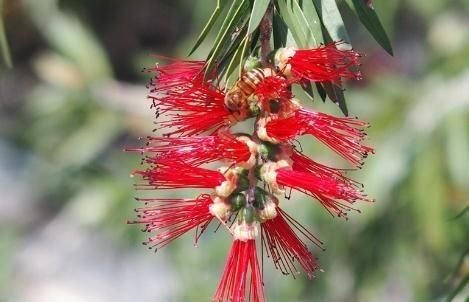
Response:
[259, 1, 273, 67]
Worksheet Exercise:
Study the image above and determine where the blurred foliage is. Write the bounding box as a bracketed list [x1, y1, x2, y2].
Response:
[0, 0, 468, 302]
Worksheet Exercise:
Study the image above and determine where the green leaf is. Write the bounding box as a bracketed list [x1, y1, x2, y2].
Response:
[451, 204, 469, 220]
[300, 0, 324, 46]
[189, 0, 228, 55]
[322, 82, 348, 115]
[205, 0, 250, 77]
[313, 0, 350, 44]
[276, 0, 307, 48]
[315, 82, 327, 102]
[247, 0, 270, 35]
[345, 0, 393, 55]
[272, 11, 288, 48]
[0, 0, 12, 68]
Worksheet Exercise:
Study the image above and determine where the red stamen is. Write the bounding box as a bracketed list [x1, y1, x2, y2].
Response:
[276, 167, 372, 218]
[127, 132, 251, 166]
[261, 207, 322, 278]
[266, 109, 374, 167]
[129, 194, 214, 250]
[133, 160, 225, 189]
[288, 42, 362, 85]
[214, 240, 265, 302]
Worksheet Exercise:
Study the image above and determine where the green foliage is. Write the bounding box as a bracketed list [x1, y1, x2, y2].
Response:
[0, 0, 12, 68]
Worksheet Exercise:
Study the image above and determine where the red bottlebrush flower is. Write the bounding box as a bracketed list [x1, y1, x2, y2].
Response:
[290, 149, 355, 183]
[146, 57, 206, 97]
[253, 75, 293, 114]
[275, 42, 362, 85]
[128, 132, 254, 167]
[128, 194, 216, 250]
[263, 108, 374, 167]
[276, 167, 371, 217]
[134, 160, 225, 190]
[214, 239, 265, 302]
[260, 160, 371, 217]
[261, 207, 322, 278]
[151, 80, 246, 136]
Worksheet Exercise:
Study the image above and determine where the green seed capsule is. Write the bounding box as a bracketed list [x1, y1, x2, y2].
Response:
[229, 193, 246, 211]
[235, 176, 249, 193]
[253, 187, 267, 208]
[239, 206, 256, 224]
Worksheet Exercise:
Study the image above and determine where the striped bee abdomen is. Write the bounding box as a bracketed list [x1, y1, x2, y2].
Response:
[224, 68, 275, 112]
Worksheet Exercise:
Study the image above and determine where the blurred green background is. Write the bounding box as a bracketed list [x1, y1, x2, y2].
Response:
[0, 0, 468, 301]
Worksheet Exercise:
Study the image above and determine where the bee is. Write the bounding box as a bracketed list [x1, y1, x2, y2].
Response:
[224, 67, 275, 111]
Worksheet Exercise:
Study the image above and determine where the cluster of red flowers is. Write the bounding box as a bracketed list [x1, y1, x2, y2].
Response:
[129, 43, 373, 302]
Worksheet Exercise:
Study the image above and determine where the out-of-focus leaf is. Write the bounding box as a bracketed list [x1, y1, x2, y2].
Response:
[247, 0, 270, 35]
[322, 82, 348, 115]
[189, 0, 228, 55]
[445, 275, 468, 302]
[345, 0, 393, 55]
[0, 0, 12, 68]
[313, 0, 350, 44]
[451, 205, 469, 220]
[23, 0, 112, 80]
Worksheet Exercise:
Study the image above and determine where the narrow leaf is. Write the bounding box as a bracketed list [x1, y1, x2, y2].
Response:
[247, 0, 270, 35]
[276, 0, 307, 48]
[0, 0, 12, 68]
[205, 0, 250, 77]
[322, 82, 348, 116]
[272, 11, 288, 48]
[189, 0, 228, 55]
[315, 83, 327, 102]
[313, 0, 351, 44]
[345, 0, 393, 55]
[301, 0, 324, 46]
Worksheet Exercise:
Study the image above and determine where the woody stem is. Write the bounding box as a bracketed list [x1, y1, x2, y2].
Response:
[246, 2, 273, 206]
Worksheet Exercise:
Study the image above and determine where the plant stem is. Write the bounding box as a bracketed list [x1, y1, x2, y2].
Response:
[259, 1, 273, 67]
[246, 2, 273, 206]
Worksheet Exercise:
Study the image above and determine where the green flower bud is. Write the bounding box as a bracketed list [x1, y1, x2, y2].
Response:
[229, 193, 246, 211]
